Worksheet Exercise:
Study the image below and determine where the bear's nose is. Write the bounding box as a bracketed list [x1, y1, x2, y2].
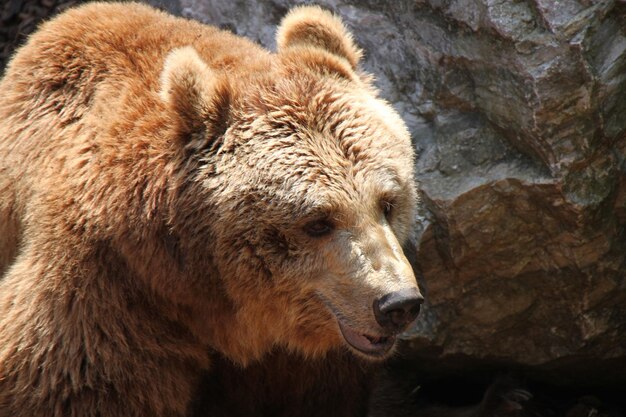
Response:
[373, 288, 423, 333]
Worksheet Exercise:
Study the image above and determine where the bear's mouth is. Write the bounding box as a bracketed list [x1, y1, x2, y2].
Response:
[315, 292, 396, 358]
[337, 319, 396, 358]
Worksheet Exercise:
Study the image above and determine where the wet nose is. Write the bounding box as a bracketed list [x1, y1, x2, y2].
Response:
[374, 288, 424, 333]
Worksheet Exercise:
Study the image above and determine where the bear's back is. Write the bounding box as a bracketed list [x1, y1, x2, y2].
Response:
[0, 2, 272, 276]
[0, 2, 269, 130]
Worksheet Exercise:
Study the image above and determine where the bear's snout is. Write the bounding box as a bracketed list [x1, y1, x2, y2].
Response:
[373, 287, 423, 333]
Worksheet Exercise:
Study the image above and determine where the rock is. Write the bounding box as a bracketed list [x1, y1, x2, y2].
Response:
[394, 0, 626, 387]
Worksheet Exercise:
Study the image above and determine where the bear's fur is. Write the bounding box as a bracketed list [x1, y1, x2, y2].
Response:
[191, 348, 374, 417]
[0, 3, 420, 416]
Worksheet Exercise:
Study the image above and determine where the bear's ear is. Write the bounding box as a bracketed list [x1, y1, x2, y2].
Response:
[276, 6, 362, 71]
[160, 46, 230, 148]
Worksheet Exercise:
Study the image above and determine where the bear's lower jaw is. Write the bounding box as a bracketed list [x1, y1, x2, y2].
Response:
[337, 319, 396, 359]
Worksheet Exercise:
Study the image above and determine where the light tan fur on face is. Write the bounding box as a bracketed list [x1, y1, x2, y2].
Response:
[0, 3, 419, 416]
[201, 75, 419, 362]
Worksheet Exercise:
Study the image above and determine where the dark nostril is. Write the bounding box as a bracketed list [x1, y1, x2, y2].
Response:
[374, 288, 424, 332]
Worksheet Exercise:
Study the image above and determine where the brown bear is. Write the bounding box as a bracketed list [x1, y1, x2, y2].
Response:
[0, 2, 423, 416]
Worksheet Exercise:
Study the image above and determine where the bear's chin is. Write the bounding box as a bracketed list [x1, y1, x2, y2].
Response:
[337, 319, 396, 360]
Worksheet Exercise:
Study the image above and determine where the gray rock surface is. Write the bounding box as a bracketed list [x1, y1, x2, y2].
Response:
[156, 0, 626, 385]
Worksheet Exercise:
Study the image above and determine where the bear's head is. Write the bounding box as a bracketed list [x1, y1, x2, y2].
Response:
[159, 6, 422, 362]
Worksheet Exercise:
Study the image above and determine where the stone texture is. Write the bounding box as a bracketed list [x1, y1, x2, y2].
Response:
[149, 0, 626, 385]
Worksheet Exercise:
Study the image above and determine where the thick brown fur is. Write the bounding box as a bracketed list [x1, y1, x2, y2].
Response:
[191, 348, 374, 417]
[0, 3, 419, 416]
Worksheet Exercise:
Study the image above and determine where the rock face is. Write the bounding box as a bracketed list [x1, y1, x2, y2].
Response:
[2, 0, 624, 387]
[167, 0, 626, 385]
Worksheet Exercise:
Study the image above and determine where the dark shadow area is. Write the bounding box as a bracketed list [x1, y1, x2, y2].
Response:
[0, 0, 84, 73]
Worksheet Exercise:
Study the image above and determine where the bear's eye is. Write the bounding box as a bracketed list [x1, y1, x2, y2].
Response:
[303, 219, 335, 238]
[381, 199, 394, 219]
